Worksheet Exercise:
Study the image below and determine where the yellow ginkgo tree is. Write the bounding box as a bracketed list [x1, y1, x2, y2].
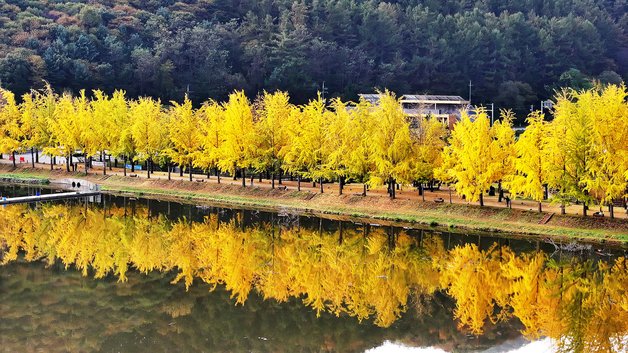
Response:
[411, 116, 447, 200]
[439, 109, 494, 206]
[195, 101, 225, 182]
[369, 91, 414, 199]
[254, 91, 291, 189]
[507, 111, 550, 212]
[130, 97, 168, 178]
[579, 84, 628, 218]
[165, 95, 200, 181]
[218, 91, 256, 187]
[0, 88, 22, 167]
[344, 98, 375, 196]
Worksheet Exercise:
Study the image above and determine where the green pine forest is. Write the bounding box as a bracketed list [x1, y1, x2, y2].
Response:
[0, 0, 626, 119]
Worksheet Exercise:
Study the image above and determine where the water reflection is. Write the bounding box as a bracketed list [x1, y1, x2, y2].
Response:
[0, 200, 626, 353]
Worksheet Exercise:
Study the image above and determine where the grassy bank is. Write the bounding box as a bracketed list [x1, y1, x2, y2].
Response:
[103, 183, 626, 242]
[0, 171, 50, 184]
[0, 166, 626, 243]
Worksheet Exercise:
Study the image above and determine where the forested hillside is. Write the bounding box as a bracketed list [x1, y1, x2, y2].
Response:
[0, 0, 626, 113]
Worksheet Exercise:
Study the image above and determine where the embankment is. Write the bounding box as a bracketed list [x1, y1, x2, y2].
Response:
[0, 166, 626, 244]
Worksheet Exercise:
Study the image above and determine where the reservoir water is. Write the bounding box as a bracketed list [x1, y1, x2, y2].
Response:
[0, 184, 626, 353]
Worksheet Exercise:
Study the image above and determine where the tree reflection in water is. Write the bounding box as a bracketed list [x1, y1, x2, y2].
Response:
[0, 202, 626, 353]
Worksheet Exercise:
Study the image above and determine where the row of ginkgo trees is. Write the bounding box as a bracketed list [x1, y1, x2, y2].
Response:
[0, 84, 626, 217]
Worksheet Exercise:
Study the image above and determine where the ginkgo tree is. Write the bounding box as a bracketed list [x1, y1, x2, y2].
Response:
[411, 116, 447, 200]
[578, 84, 628, 218]
[218, 91, 256, 187]
[369, 91, 414, 199]
[195, 101, 225, 183]
[130, 97, 168, 178]
[280, 104, 310, 191]
[299, 95, 334, 193]
[165, 96, 200, 181]
[344, 98, 375, 196]
[439, 109, 493, 206]
[507, 112, 550, 212]
[254, 91, 291, 189]
[0, 88, 22, 167]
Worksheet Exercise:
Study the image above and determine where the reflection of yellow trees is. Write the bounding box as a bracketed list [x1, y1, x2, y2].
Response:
[437, 243, 511, 335]
[0, 204, 626, 351]
[438, 242, 627, 353]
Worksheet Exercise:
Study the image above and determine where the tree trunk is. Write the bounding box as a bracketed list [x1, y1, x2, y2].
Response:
[180, 165, 184, 177]
[582, 203, 587, 217]
[147, 159, 151, 179]
[250, 173, 254, 187]
[11, 151, 16, 168]
[66, 152, 70, 172]
[114, 158, 117, 168]
[297, 175, 301, 191]
[538, 201, 542, 213]
[609, 205, 614, 219]
[50, 157, 53, 170]
[338, 176, 344, 195]
[543, 184, 548, 200]
[123, 156, 127, 176]
[560, 203, 566, 215]
[449, 186, 452, 204]
[418, 183, 423, 196]
[392, 179, 396, 199]
[35, 150, 39, 163]
[31, 148, 35, 168]
[479, 193, 484, 207]
[278, 169, 283, 184]
[216, 167, 221, 184]
[498, 180, 503, 202]
[207, 171, 210, 179]
[320, 177, 324, 193]
[363, 183, 367, 196]
[168, 163, 171, 180]
[271, 173, 275, 189]
[189, 161, 193, 181]
[429, 180, 434, 192]
[131, 160, 135, 175]
[259, 173, 262, 183]
[421, 185, 425, 202]
[103, 153, 107, 175]
[241, 168, 246, 187]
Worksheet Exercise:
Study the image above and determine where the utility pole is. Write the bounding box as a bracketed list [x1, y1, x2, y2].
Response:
[321, 81, 328, 102]
[488, 103, 494, 125]
[468, 80, 472, 105]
